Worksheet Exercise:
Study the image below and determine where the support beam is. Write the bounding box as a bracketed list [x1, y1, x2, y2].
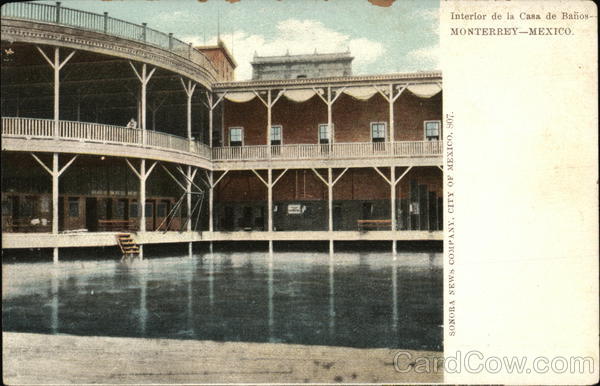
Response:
[254, 89, 285, 158]
[328, 168, 333, 232]
[129, 62, 156, 145]
[205, 170, 229, 233]
[36, 46, 75, 139]
[180, 77, 197, 144]
[206, 91, 227, 147]
[30, 153, 77, 250]
[52, 153, 59, 236]
[126, 159, 157, 243]
[186, 165, 193, 232]
[268, 169, 273, 232]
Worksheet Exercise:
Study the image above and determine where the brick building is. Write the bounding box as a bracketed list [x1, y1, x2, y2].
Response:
[251, 51, 353, 80]
[1, 2, 442, 260]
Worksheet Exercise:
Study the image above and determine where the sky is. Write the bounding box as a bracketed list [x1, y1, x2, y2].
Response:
[33, 0, 439, 80]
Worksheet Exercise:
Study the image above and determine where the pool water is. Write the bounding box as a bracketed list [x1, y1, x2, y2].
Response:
[2, 251, 442, 350]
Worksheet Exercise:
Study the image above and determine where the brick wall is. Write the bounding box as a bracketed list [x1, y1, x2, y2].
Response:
[222, 90, 442, 145]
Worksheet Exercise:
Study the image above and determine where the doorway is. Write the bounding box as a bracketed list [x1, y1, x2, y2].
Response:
[85, 198, 98, 231]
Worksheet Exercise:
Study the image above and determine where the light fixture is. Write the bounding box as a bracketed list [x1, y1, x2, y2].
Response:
[100, 156, 105, 160]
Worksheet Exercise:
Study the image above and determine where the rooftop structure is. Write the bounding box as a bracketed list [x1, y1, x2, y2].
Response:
[251, 51, 354, 80]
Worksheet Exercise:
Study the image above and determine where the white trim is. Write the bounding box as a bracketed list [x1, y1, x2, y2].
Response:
[370, 121, 387, 142]
[423, 120, 441, 141]
[228, 126, 244, 146]
[270, 124, 283, 145]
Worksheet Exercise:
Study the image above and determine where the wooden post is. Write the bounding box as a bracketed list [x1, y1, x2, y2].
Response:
[267, 90, 272, 159]
[388, 83, 394, 143]
[209, 171, 214, 232]
[36, 47, 75, 139]
[328, 168, 333, 232]
[31, 152, 77, 263]
[327, 86, 333, 152]
[140, 159, 146, 234]
[391, 166, 396, 232]
[187, 166, 193, 232]
[207, 93, 213, 147]
[140, 64, 147, 141]
[129, 62, 156, 146]
[53, 48, 60, 138]
[267, 168, 273, 231]
[52, 153, 59, 236]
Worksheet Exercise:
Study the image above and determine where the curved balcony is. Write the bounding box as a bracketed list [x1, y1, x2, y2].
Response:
[1, 2, 219, 86]
[1, 117, 212, 168]
[2, 117, 443, 170]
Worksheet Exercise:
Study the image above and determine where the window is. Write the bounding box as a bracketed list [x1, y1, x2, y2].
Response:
[129, 202, 138, 217]
[318, 124, 330, 144]
[68, 197, 79, 217]
[157, 202, 167, 217]
[229, 127, 243, 146]
[424, 120, 441, 140]
[270, 125, 282, 146]
[371, 122, 386, 143]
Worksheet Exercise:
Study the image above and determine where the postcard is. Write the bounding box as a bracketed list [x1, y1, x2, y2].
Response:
[1, 0, 597, 384]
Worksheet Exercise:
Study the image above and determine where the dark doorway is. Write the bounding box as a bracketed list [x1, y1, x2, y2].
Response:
[255, 206, 265, 230]
[11, 196, 19, 219]
[241, 206, 253, 229]
[362, 202, 373, 220]
[105, 198, 113, 220]
[85, 198, 98, 231]
[58, 196, 64, 231]
[333, 204, 342, 230]
[223, 206, 234, 230]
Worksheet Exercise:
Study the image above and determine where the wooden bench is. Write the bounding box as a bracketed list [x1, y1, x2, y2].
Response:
[98, 219, 136, 231]
[6, 218, 51, 233]
[357, 219, 391, 231]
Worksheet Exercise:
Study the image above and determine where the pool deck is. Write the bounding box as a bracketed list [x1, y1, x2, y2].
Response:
[3, 332, 443, 384]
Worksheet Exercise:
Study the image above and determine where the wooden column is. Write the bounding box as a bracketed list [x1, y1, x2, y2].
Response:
[327, 86, 333, 152]
[187, 165, 193, 233]
[252, 169, 288, 233]
[35, 46, 75, 139]
[181, 78, 197, 150]
[129, 62, 156, 145]
[140, 159, 146, 234]
[328, 168, 333, 232]
[31, 153, 78, 263]
[208, 171, 214, 232]
[267, 169, 273, 231]
[267, 90, 272, 158]
[126, 159, 157, 259]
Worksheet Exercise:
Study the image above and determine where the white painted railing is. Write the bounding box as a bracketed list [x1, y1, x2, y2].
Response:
[0, 1, 219, 80]
[2, 117, 442, 163]
[213, 141, 442, 161]
[1, 117, 211, 160]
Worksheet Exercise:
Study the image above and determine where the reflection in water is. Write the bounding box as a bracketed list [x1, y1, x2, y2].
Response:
[328, 249, 335, 337]
[268, 250, 274, 342]
[3, 251, 442, 350]
[139, 267, 147, 337]
[50, 268, 59, 334]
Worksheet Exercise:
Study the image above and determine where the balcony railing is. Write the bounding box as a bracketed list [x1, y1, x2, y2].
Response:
[0, 1, 219, 79]
[1, 117, 212, 160]
[2, 117, 441, 162]
[212, 141, 442, 161]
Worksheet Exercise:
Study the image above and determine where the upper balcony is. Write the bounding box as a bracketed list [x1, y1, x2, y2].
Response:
[0, 1, 222, 86]
[2, 117, 442, 170]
